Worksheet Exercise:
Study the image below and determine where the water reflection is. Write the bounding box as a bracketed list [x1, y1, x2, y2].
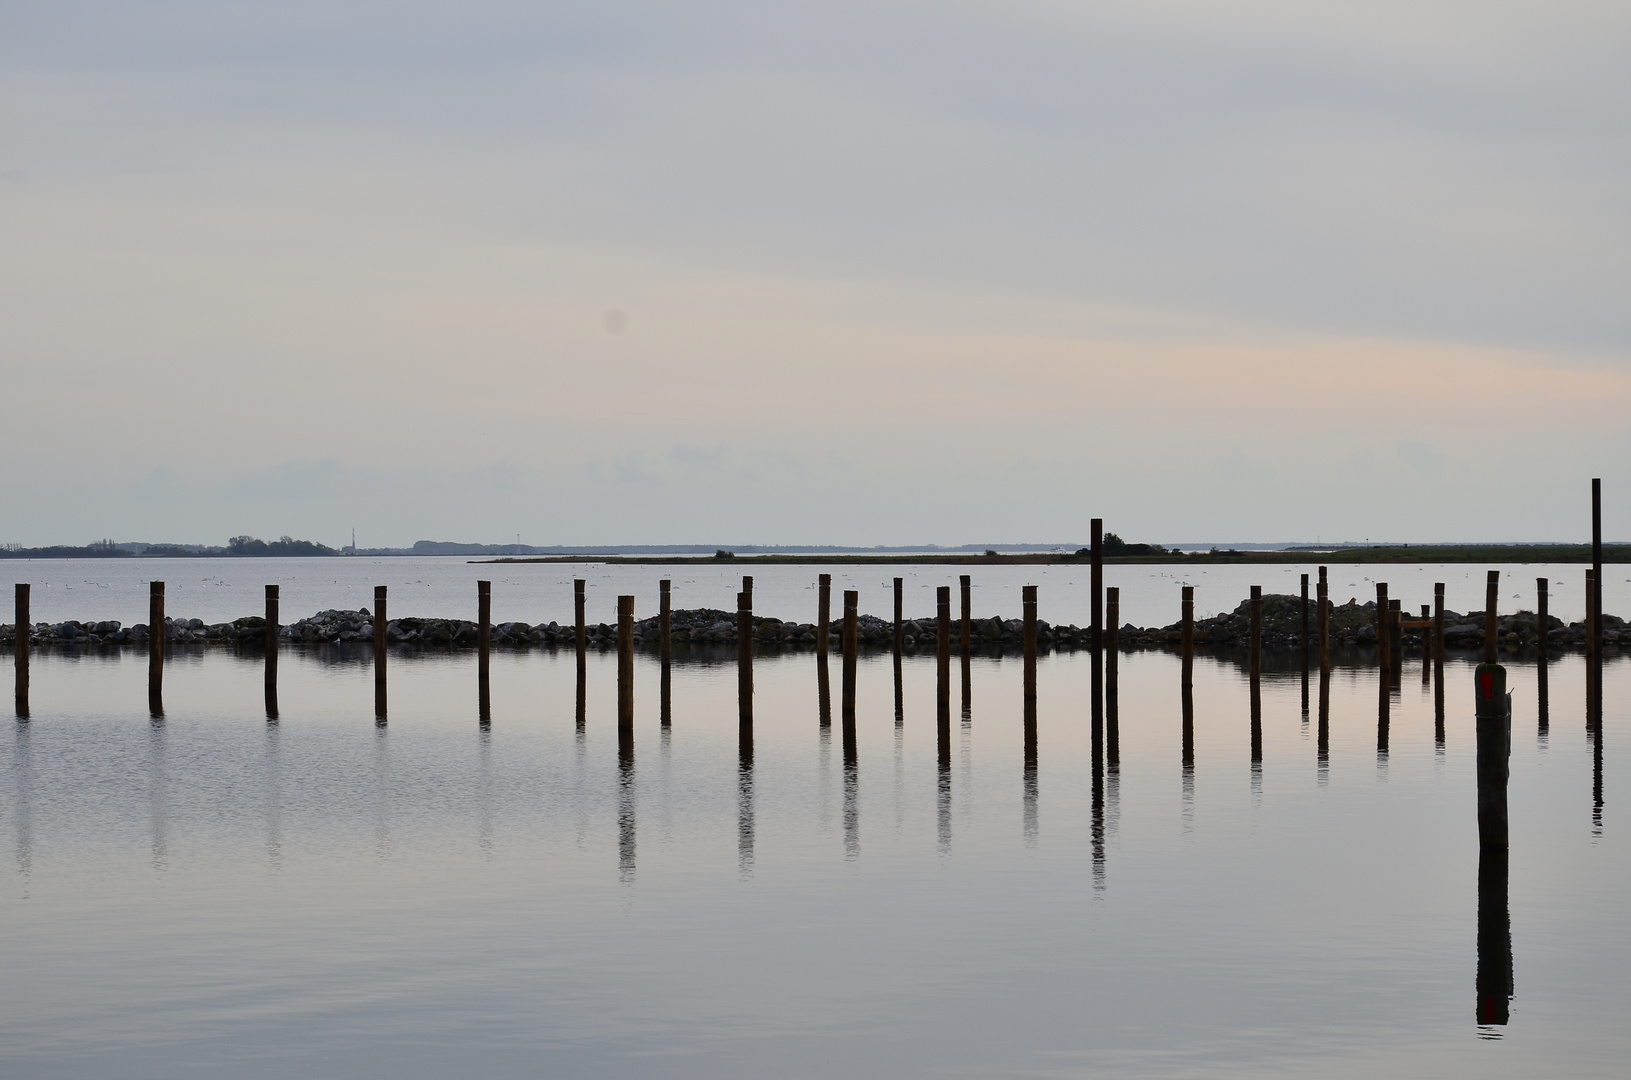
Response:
[1476, 847, 1513, 1035]
[817, 652, 831, 729]
[1181, 679, 1195, 834]
[1091, 701, 1106, 893]
[12, 720, 32, 892]
[1377, 674, 1391, 763]
[840, 715, 858, 861]
[938, 691, 952, 854]
[1317, 668, 1330, 784]
[149, 717, 168, 871]
[739, 728, 755, 876]
[264, 720, 283, 871]
[618, 730, 636, 884]
[477, 725, 494, 859]
[373, 725, 391, 860]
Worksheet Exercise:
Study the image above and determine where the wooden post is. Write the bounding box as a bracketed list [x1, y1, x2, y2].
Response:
[1180, 585, 1194, 688]
[1022, 585, 1038, 703]
[1390, 598, 1403, 669]
[1593, 478, 1603, 661]
[738, 589, 753, 726]
[148, 581, 165, 713]
[841, 590, 857, 722]
[937, 586, 951, 712]
[1106, 586, 1120, 765]
[477, 579, 491, 682]
[1318, 567, 1330, 674]
[659, 579, 672, 664]
[893, 577, 904, 656]
[1300, 574, 1309, 664]
[742, 575, 753, 608]
[574, 579, 587, 667]
[1090, 519, 1103, 651]
[818, 573, 832, 658]
[1376, 583, 1390, 672]
[373, 585, 387, 720]
[1476, 662, 1510, 847]
[1249, 585, 1263, 680]
[13, 583, 28, 714]
[617, 595, 635, 731]
[1484, 571, 1499, 666]
[1434, 582, 1446, 665]
[960, 574, 972, 656]
[1536, 577, 1549, 662]
[264, 584, 279, 716]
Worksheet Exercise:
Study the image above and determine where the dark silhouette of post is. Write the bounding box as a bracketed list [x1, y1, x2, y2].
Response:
[264, 584, 279, 717]
[1390, 598, 1403, 670]
[1249, 585, 1263, 680]
[1318, 567, 1330, 674]
[1477, 846, 1513, 1029]
[1091, 519, 1104, 724]
[737, 589, 753, 725]
[817, 574, 832, 658]
[1299, 573, 1309, 665]
[1593, 478, 1603, 660]
[1376, 582, 1390, 672]
[14, 583, 29, 715]
[149, 581, 165, 714]
[893, 577, 904, 655]
[1537, 577, 1550, 733]
[960, 574, 972, 656]
[1105, 586, 1120, 766]
[1434, 582, 1446, 665]
[841, 590, 858, 723]
[937, 586, 952, 715]
[659, 579, 672, 727]
[1476, 661, 1509, 848]
[373, 585, 387, 720]
[618, 595, 635, 733]
[1484, 571, 1499, 665]
[1180, 585, 1194, 689]
[741, 575, 753, 611]
[477, 580, 492, 720]
[1022, 585, 1038, 704]
[574, 579, 587, 669]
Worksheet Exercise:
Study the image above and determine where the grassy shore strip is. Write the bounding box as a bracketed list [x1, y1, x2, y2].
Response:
[481, 544, 1631, 566]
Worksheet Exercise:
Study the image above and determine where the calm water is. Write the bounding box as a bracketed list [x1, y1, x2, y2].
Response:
[2, 556, 1621, 628]
[0, 640, 1624, 1077]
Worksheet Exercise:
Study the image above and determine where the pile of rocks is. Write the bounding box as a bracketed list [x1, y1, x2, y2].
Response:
[0, 617, 267, 646]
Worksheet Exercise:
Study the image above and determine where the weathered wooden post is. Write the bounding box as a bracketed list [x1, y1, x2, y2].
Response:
[618, 595, 635, 732]
[893, 577, 904, 655]
[1090, 518, 1103, 651]
[1249, 585, 1263, 680]
[1180, 585, 1194, 689]
[574, 579, 587, 668]
[14, 583, 29, 715]
[818, 574, 832, 657]
[659, 579, 672, 726]
[937, 586, 952, 713]
[1300, 573, 1309, 665]
[1376, 583, 1390, 672]
[1105, 585, 1120, 765]
[738, 588, 753, 725]
[1434, 582, 1446, 665]
[373, 585, 387, 720]
[149, 581, 165, 714]
[742, 575, 753, 608]
[1022, 585, 1038, 703]
[1318, 567, 1330, 674]
[1390, 598, 1403, 671]
[264, 584, 279, 717]
[959, 574, 972, 656]
[1476, 660, 1510, 848]
[1484, 571, 1499, 665]
[1537, 577, 1550, 733]
[841, 590, 858, 722]
[1420, 604, 1432, 685]
[1593, 478, 1603, 660]
[477, 580, 492, 719]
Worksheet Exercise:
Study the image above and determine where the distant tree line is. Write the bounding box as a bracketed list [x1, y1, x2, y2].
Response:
[1077, 533, 1170, 558]
[226, 535, 338, 557]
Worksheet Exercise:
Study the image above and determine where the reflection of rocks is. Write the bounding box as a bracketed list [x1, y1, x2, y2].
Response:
[0, 597, 1623, 656]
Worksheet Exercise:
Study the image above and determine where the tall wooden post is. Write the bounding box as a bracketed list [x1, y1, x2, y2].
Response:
[1090, 519, 1103, 651]
[1022, 585, 1038, 703]
[1434, 582, 1446, 665]
[893, 577, 904, 656]
[1376, 583, 1390, 672]
[738, 589, 753, 726]
[937, 586, 951, 712]
[1390, 599, 1403, 670]
[818, 574, 832, 658]
[1180, 585, 1194, 689]
[148, 581, 165, 714]
[1585, 568, 1597, 660]
[659, 579, 672, 663]
[373, 585, 387, 720]
[1592, 478, 1603, 661]
[1317, 567, 1330, 674]
[477, 580, 492, 722]
[1476, 662, 1510, 848]
[1249, 585, 1263, 680]
[959, 574, 972, 656]
[841, 589, 858, 722]
[1484, 571, 1499, 666]
[1300, 573, 1309, 664]
[13, 583, 29, 715]
[574, 579, 587, 667]
[618, 595, 635, 732]
[264, 584, 279, 717]
[1105, 586, 1120, 765]
[742, 575, 753, 608]
[1536, 578, 1549, 662]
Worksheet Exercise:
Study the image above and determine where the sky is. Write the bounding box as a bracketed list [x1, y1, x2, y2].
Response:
[2, 0, 1628, 547]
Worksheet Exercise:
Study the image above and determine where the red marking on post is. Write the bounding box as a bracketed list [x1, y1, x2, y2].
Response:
[1481, 672, 1494, 699]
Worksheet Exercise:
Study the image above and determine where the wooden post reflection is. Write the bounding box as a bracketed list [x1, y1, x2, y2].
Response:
[1377, 667, 1390, 760]
[1476, 847, 1513, 1031]
[1023, 693, 1038, 845]
[739, 720, 755, 874]
[842, 683, 858, 859]
[818, 650, 832, 728]
[618, 726, 636, 884]
[1316, 666, 1330, 777]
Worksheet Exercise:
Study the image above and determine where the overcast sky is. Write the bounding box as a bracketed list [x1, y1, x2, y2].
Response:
[2, 0, 1628, 547]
